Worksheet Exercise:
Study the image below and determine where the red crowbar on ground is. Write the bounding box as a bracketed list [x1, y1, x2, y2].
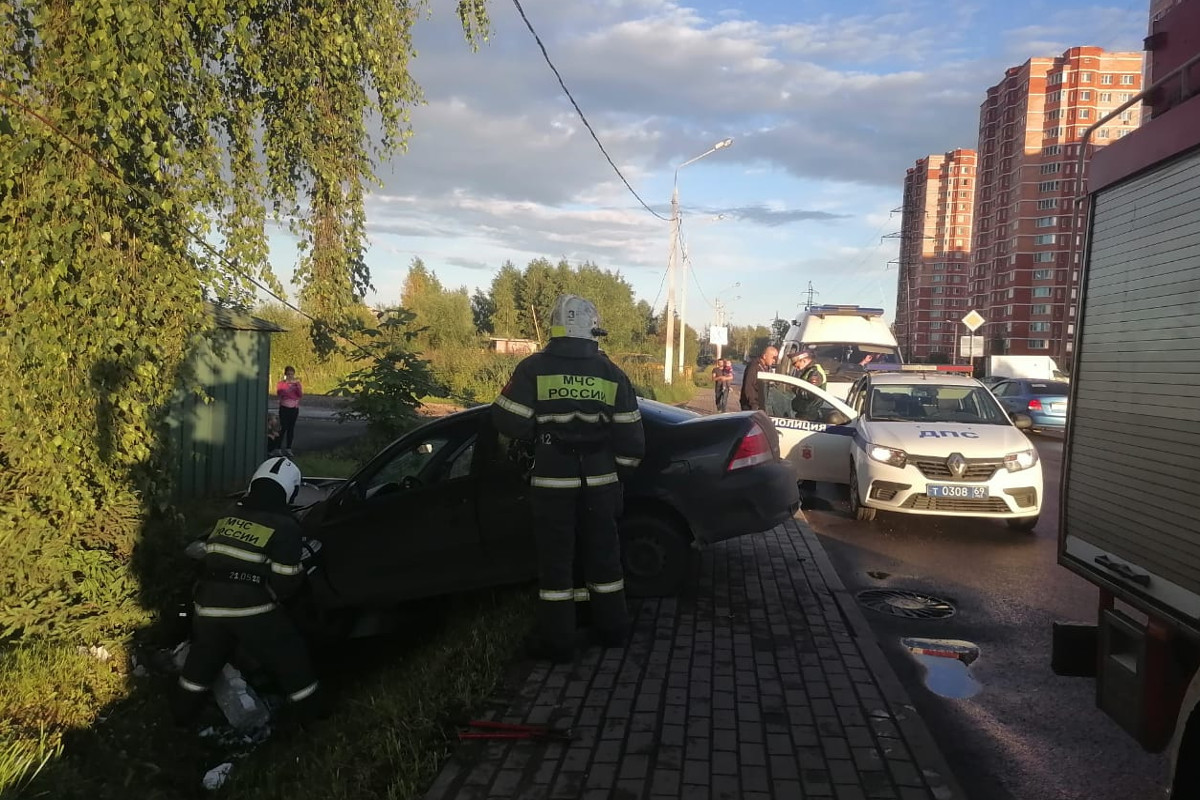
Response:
[457, 720, 574, 743]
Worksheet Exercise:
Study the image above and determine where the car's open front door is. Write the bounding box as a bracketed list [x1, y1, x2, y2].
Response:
[308, 432, 485, 608]
[756, 373, 856, 485]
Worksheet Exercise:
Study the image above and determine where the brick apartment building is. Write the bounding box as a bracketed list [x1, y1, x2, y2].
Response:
[969, 47, 1144, 364]
[894, 149, 976, 362]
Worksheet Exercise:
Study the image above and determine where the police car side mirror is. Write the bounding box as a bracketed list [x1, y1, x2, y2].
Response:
[1012, 413, 1034, 430]
[827, 411, 850, 426]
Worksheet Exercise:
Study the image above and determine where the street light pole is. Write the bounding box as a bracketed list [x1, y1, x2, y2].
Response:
[662, 137, 733, 384]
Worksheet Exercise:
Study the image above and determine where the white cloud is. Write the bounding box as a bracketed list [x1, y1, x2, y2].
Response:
[263, 0, 1148, 327]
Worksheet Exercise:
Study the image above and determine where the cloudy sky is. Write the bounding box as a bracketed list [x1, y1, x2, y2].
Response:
[267, 0, 1147, 330]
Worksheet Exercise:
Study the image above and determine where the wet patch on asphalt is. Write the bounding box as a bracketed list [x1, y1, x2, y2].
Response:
[902, 638, 982, 699]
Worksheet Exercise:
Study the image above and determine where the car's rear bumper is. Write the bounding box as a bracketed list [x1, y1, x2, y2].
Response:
[1029, 412, 1067, 429]
[688, 460, 799, 544]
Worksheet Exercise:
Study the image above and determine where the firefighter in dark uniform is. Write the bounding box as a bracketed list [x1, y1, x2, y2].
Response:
[170, 457, 321, 725]
[493, 295, 645, 662]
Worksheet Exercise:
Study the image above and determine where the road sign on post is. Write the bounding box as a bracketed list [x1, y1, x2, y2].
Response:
[708, 326, 728, 346]
[960, 310, 985, 370]
[961, 309, 985, 332]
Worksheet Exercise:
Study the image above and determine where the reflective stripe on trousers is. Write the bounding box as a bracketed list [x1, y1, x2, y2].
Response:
[194, 602, 277, 618]
[530, 472, 619, 489]
[537, 588, 593, 602]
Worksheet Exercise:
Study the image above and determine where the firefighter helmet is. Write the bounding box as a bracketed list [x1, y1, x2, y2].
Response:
[249, 456, 303, 503]
[549, 295, 606, 341]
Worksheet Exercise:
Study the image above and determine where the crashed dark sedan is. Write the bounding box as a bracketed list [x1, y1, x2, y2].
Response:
[291, 399, 798, 624]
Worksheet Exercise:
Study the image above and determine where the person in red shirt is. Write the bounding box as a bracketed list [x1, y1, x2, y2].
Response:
[276, 366, 303, 457]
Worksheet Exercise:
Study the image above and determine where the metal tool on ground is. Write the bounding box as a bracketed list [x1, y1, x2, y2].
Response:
[457, 720, 574, 742]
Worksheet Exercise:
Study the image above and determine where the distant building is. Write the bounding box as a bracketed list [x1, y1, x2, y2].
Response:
[489, 337, 540, 356]
[969, 46, 1144, 363]
[895, 149, 977, 362]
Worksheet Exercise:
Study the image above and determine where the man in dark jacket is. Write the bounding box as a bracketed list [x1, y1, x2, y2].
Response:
[739, 346, 779, 411]
[493, 295, 645, 662]
[171, 457, 320, 726]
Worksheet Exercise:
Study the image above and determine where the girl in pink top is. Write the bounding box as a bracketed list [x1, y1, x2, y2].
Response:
[276, 366, 303, 456]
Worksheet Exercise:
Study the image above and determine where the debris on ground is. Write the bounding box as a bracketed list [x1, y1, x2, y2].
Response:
[79, 645, 113, 661]
[202, 762, 233, 791]
[213, 664, 271, 730]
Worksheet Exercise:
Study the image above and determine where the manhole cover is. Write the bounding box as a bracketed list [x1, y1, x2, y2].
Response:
[856, 589, 956, 620]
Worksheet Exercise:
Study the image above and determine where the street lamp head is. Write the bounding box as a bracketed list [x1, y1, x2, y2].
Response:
[714, 137, 734, 150]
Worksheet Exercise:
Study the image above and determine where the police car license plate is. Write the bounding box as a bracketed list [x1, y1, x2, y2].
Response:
[927, 484, 988, 499]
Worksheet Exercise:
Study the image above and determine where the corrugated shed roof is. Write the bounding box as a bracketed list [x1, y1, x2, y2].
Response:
[207, 302, 285, 333]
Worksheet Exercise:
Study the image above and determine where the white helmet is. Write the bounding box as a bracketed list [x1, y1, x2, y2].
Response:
[249, 457, 302, 503]
[549, 295, 606, 341]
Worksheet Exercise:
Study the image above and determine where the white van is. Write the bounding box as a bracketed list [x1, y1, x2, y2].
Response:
[777, 305, 902, 399]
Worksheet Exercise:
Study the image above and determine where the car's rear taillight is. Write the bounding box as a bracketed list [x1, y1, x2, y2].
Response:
[1028, 399, 1043, 411]
[728, 421, 773, 471]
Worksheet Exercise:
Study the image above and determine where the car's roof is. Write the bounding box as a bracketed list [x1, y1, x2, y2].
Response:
[866, 373, 982, 387]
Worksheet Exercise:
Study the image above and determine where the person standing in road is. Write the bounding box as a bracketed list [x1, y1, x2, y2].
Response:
[276, 366, 302, 457]
[492, 295, 645, 663]
[712, 358, 734, 412]
[739, 346, 779, 411]
[171, 457, 321, 727]
[788, 350, 828, 391]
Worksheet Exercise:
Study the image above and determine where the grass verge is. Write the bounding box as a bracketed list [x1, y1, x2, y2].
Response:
[0, 642, 128, 796]
[14, 589, 533, 800]
[293, 451, 363, 480]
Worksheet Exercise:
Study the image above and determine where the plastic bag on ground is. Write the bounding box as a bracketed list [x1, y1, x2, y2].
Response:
[212, 664, 270, 730]
[202, 762, 233, 790]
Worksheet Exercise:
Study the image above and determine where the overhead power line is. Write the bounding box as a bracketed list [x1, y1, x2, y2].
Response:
[510, 0, 669, 222]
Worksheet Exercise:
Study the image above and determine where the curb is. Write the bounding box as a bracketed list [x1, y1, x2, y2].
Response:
[794, 516, 967, 800]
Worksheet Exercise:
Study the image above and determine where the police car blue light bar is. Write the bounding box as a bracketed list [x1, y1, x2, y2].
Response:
[864, 364, 975, 373]
[806, 305, 886, 318]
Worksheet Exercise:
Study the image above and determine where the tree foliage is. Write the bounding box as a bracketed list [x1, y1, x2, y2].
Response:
[0, 0, 489, 640]
[328, 309, 445, 443]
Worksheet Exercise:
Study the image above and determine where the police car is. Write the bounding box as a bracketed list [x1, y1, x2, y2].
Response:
[755, 365, 1042, 530]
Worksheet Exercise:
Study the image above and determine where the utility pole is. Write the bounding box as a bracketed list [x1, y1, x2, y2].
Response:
[677, 229, 688, 377]
[714, 300, 725, 360]
[663, 184, 680, 385]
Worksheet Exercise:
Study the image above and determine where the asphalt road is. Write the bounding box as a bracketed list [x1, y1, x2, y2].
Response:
[285, 409, 368, 454]
[803, 434, 1169, 800]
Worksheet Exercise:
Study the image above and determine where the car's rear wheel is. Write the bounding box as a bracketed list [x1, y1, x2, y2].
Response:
[849, 464, 877, 521]
[1007, 515, 1039, 532]
[619, 512, 690, 597]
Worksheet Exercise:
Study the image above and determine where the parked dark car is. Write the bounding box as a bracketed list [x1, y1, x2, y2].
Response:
[286, 399, 798, 632]
[989, 379, 1070, 431]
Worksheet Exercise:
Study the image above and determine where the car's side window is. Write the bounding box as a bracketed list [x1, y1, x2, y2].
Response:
[991, 382, 1010, 397]
[362, 437, 452, 498]
[443, 438, 476, 482]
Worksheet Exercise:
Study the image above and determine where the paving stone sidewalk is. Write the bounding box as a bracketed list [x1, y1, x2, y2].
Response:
[424, 517, 963, 800]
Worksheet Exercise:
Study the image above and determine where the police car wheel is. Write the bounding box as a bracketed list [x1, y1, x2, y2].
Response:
[1006, 515, 1038, 533]
[619, 513, 689, 598]
[849, 465, 876, 522]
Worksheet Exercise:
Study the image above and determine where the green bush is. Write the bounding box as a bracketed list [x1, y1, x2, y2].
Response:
[427, 346, 521, 404]
[693, 370, 714, 388]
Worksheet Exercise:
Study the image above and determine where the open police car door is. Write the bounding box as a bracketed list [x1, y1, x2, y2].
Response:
[756, 373, 856, 484]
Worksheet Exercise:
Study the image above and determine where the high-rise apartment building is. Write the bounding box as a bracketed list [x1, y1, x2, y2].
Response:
[895, 149, 976, 362]
[970, 47, 1144, 363]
